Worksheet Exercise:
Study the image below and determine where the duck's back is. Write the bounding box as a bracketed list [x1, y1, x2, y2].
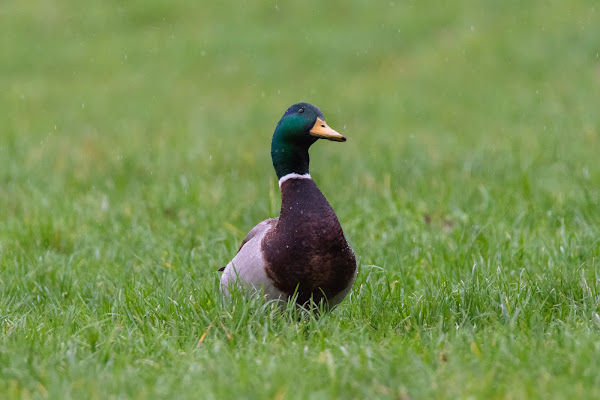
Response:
[262, 178, 357, 305]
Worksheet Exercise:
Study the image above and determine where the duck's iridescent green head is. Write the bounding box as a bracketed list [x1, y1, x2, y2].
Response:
[271, 102, 346, 180]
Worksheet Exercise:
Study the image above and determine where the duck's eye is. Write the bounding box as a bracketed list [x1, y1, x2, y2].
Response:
[298, 107, 304, 114]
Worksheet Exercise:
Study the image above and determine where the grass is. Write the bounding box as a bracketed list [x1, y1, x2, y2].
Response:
[1, 0, 600, 398]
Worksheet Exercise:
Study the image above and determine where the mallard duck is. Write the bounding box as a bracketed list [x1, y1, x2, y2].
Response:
[220, 102, 357, 308]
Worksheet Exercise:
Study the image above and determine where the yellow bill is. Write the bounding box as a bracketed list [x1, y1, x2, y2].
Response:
[309, 117, 346, 142]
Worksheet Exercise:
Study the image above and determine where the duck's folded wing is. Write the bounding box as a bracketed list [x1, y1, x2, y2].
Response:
[218, 217, 278, 272]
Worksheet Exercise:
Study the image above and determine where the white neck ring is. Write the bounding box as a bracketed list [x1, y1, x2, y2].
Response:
[278, 173, 312, 188]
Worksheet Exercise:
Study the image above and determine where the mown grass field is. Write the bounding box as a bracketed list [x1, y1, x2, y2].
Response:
[1, 0, 600, 398]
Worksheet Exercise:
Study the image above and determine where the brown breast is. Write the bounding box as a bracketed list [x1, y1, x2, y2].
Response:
[262, 178, 357, 305]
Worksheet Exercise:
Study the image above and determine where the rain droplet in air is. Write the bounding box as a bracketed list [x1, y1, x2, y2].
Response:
[101, 196, 109, 211]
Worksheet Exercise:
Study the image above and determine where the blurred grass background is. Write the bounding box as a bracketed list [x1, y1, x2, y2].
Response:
[1, 0, 599, 399]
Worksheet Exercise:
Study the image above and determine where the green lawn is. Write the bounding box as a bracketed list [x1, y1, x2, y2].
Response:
[1, 0, 600, 398]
